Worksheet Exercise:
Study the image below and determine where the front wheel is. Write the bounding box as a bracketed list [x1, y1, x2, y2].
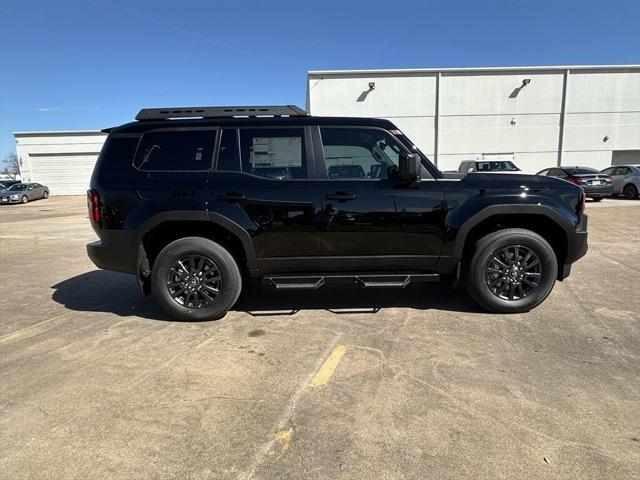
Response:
[43, 191, 49, 199]
[151, 237, 242, 321]
[464, 228, 558, 313]
[21, 195, 28, 204]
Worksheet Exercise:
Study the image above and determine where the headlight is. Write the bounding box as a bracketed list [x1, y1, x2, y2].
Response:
[10, 195, 19, 199]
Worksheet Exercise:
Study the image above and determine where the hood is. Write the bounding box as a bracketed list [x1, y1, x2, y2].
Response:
[460, 172, 578, 192]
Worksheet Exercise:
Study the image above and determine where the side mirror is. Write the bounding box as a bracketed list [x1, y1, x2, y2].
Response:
[399, 153, 421, 183]
[468, 167, 475, 173]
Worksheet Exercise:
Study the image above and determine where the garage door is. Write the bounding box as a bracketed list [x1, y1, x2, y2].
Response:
[28, 153, 100, 196]
[612, 150, 640, 166]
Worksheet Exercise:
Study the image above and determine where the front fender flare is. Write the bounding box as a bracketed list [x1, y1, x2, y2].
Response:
[451, 204, 575, 263]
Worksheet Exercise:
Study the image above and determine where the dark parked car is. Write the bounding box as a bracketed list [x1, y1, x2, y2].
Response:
[536, 166, 614, 201]
[600, 165, 640, 199]
[0, 183, 49, 204]
[87, 105, 588, 320]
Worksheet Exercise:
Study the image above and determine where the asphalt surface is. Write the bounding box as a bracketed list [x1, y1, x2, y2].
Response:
[1, 196, 639, 479]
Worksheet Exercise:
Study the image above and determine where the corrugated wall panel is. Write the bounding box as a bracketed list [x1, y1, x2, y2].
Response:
[28, 154, 98, 195]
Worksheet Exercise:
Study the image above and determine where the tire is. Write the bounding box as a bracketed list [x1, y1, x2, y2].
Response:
[43, 191, 49, 199]
[464, 228, 557, 314]
[623, 184, 638, 200]
[21, 195, 28, 204]
[151, 237, 242, 321]
[590, 197, 603, 202]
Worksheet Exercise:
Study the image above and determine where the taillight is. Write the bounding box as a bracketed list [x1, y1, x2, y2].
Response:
[87, 189, 100, 223]
[576, 191, 586, 214]
[567, 177, 582, 185]
[606, 177, 614, 184]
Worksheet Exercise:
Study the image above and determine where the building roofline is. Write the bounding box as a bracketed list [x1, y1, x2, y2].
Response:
[308, 64, 640, 76]
[13, 130, 106, 137]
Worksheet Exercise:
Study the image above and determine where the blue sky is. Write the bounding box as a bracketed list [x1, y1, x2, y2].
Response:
[1, 0, 639, 160]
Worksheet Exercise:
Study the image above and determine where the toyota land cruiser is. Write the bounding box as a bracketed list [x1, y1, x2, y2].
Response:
[87, 105, 588, 320]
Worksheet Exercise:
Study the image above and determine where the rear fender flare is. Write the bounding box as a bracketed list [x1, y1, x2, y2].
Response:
[135, 210, 258, 275]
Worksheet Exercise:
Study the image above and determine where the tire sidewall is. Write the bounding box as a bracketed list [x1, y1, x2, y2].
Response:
[151, 237, 241, 321]
[624, 184, 638, 199]
[471, 231, 557, 312]
[21, 196, 28, 204]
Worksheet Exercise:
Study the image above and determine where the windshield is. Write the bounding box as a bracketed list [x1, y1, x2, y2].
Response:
[8, 184, 26, 191]
[565, 168, 600, 175]
[475, 161, 520, 171]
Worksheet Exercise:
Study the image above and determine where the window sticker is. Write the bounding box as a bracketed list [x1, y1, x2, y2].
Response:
[250, 137, 302, 168]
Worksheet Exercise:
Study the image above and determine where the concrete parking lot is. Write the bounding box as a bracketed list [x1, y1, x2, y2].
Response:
[1, 196, 639, 479]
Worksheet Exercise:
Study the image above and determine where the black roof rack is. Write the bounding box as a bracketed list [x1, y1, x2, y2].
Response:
[135, 105, 309, 121]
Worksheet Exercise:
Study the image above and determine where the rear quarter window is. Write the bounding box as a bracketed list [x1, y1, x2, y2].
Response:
[133, 130, 217, 172]
[95, 135, 141, 184]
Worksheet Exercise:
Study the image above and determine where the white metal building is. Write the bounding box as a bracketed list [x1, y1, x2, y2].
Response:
[12, 64, 640, 195]
[14, 131, 106, 195]
[307, 65, 640, 172]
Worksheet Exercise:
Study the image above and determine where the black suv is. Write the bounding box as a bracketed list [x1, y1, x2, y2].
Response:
[87, 105, 588, 320]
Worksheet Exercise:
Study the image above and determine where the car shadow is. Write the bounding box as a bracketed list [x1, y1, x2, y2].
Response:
[51, 270, 484, 322]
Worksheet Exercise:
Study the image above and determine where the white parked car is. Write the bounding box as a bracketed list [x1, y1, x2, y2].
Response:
[600, 165, 640, 199]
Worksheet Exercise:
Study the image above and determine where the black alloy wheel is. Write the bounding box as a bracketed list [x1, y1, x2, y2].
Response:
[166, 254, 222, 309]
[623, 184, 638, 199]
[485, 245, 542, 301]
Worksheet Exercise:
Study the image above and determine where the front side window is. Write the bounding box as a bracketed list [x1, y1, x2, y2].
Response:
[239, 128, 307, 179]
[601, 167, 615, 175]
[134, 130, 216, 171]
[320, 127, 403, 179]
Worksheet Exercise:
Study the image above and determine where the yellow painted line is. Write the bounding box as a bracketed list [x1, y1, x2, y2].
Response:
[309, 345, 347, 388]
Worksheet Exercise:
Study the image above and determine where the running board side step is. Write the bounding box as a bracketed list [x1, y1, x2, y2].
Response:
[264, 274, 439, 290]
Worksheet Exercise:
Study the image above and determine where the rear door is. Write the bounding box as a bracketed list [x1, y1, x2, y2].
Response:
[209, 126, 324, 274]
[314, 126, 446, 272]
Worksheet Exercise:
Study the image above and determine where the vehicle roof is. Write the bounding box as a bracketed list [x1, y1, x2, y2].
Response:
[108, 116, 397, 134]
[560, 165, 598, 171]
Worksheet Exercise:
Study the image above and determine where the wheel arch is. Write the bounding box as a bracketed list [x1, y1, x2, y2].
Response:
[453, 205, 574, 280]
[136, 211, 258, 278]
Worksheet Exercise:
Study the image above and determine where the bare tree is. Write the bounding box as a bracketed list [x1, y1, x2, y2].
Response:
[1, 153, 20, 180]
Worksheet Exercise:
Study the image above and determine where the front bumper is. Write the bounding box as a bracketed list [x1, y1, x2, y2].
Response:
[559, 213, 588, 280]
[0, 196, 22, 204]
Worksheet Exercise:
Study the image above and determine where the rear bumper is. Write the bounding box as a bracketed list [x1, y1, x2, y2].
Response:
[87, 230, 137, 274]
[583, 184, 613, 197]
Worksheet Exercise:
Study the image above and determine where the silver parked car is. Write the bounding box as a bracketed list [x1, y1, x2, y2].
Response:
[0, 183, 49, 204]
[600, 165, 640, 199]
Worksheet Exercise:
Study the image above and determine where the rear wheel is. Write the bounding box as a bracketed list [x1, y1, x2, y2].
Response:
[21, 195, 28, 204]
[464, 228, 557, 313]
[623, 184, 638, 199]
[151, 237, 242, 321]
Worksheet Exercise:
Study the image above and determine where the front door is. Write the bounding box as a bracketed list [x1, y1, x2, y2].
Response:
[209, 127, 324, 274]
[314, 126, 446, 272]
